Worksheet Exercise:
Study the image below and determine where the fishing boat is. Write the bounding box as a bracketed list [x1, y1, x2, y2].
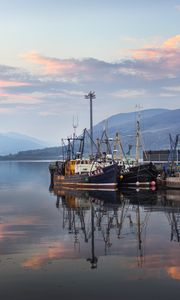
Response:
[165, 134, 180, 189]
[49, 131, 119, 190]
[52, 158, 118, 190]
[157, 134, 180, 189]
[49, 91, 118, 190]
[116, 112, 158, 188]
[118, 162, 158, 188]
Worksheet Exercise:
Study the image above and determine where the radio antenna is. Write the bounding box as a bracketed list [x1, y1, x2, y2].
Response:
[72, 115, 79, 138]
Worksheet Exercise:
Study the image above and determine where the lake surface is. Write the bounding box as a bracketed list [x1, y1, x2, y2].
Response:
[0, 161, 180, 300]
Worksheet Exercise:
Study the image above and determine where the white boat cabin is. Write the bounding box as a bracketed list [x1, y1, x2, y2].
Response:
[65, 159, 98, 175]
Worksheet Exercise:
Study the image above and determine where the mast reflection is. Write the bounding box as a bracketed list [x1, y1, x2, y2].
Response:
[52, 187, 180, 269]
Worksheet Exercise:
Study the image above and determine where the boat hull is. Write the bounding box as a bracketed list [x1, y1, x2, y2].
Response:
[118, 163, 158, 187]
[53, 163, 118, 190]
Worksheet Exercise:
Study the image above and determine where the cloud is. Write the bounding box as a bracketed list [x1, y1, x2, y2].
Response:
[0, 80, 31, 87]
[20, 36, 180, 84]
[22, 51, 77, 75]
[159, 93, 176, 98]
[163, 35, 180, 48]
[128, 35, 180, 59]
[0, 35, 180, 122]
[22, 242, 73, 269]
[0, 107, 15, 114]
[175, 5, 180, 11]
[38, 110, 60, 117]
[0, 215, 40, 241]
[159, 85, 180, 97]
[0, 90, 43, 105]
[129, 35, 180, 72]
[163, 85, 180, 92]
[0, 96, 42, 105]
[22, 52, 120, 83]
[167, 267, 180, 280]
[111, 89, 146, 98]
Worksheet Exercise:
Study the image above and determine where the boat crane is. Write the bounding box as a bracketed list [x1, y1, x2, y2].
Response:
[168, 133, 180, 173]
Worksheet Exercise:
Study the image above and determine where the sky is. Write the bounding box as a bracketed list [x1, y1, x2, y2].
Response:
[0, 0, 180, 145]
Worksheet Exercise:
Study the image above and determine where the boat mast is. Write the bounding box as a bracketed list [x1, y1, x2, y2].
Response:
[87, 201, 98, 269]
[85, 91, 96, 158]
[135, 119, 140, 163]
[72, 115, 78, 158]
[169, 134, 179, 173]
[114, 132, 124, 161]
[72, 115, 78, 140]
[135, 104, 142, 163]
[136, 204, 143, 267]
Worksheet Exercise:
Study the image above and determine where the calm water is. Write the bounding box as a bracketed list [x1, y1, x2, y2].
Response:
[0, 161, 180, 299]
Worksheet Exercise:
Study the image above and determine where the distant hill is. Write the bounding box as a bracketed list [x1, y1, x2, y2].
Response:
[0, 108, 179, 160]
[93, 108, 179, 152]
[0, 146, 60, 161]
[94, 108, 169, 130]
[0, 132, 49, 155]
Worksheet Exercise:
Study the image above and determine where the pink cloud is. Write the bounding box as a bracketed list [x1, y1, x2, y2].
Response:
[0, 84, 42, 106]
[22, 242, 73, 269]
[163, 35, 180, 48]
[0, 79, 40, 107]
[0, 80, 31, 88]
[166, 266, 180, 280]
[124, 35, 180, 79]
[0, 216, 40, 240]
[130, 48, 160, 61]
[129, 35, 180, 63]
[0, 93, 42, 105]
[22, 51, 76, 75]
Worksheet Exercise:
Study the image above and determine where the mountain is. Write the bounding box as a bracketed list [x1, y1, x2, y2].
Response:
[0, 132, 49, 155]
[0, 108, 179, 160]
[93, 108, 179, 153]
[94, 108, 169, 130]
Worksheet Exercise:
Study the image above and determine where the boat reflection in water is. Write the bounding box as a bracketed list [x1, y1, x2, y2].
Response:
[52, 187, 158, 268]
[55, 189, 123, 269]
[157, 189, 180, 242]
[52, 187, 180, 270]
